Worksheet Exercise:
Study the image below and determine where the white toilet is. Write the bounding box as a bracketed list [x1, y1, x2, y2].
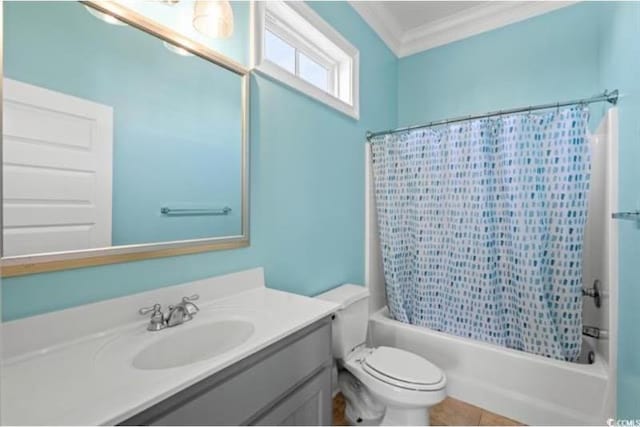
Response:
[318, 284, 447, 426]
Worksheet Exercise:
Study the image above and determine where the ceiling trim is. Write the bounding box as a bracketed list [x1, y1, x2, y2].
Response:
[349, 1, 576, 58]
[348, 1, 404, 55]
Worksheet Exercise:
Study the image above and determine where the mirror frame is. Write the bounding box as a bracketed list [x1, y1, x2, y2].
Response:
[0, 1, 250, 277]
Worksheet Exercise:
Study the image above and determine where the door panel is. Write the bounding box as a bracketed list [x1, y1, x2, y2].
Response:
[2, 78, 113, 256]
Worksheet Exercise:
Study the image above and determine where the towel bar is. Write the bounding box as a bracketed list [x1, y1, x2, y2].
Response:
[160, 207, 232, 216]
[611, 211, 640, 221]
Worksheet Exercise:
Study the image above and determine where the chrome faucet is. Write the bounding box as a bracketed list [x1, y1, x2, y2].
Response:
[139, 295, 200, 331]
[166, 295, 200, 327]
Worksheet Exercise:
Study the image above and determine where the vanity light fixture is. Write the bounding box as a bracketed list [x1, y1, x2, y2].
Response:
[193, 0, 234, 38]
[84, 5, 127, 26]
[162, 41, 194, 56]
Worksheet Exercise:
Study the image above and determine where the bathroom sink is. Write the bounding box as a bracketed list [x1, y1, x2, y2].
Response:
[133, 320, 255, 370]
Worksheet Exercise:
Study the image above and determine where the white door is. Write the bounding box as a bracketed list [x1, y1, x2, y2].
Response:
[3, 78, 113, 257]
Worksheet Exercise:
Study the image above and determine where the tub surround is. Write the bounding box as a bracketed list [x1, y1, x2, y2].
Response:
[363, 109, 618, 425]
[0, 268, 339, 425]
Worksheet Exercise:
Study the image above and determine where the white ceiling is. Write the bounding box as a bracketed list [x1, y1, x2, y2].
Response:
[349, 1, 575, 58]
[374, 1, 491, 32]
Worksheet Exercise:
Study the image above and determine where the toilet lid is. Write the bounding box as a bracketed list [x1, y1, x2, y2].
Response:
[363, 347, 444, 391]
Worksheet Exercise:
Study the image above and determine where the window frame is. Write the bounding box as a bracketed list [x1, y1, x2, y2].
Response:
[252, 1, 360, 119]
[265, 16, 337, 94]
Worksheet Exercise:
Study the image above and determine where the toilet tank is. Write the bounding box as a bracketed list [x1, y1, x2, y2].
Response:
[317, 284, 369, 360]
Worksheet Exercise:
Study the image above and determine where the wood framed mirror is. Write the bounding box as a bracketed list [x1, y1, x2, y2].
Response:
[1, 1, 250, 277]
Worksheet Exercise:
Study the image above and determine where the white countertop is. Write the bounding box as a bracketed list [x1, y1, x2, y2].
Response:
[0, 269, 339, 425]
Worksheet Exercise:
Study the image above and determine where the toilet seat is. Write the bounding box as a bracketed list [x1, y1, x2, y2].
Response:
[362, 346, 445, 391]
[343, 347, 447, 409]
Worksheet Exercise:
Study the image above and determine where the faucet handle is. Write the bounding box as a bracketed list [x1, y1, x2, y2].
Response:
[139, 303, 166, 331]
[182, 294, 200, 316]
[139, 303, 162, 316]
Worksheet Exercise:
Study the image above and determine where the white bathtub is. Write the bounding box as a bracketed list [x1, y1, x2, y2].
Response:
[369, 307, 612, 426]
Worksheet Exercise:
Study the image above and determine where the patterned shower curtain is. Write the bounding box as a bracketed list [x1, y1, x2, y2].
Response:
[370, 106, 590, 361]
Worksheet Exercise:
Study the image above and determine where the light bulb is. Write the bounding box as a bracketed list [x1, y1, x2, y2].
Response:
[84, 5, 127, 26]
[163, 41, 194, 57]
[192, 1, 234, 38]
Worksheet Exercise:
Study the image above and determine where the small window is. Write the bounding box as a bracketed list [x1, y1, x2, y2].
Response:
[298, 53, 329, 92]
[264, 30, 295, 74]
[253, 1, 359, 119]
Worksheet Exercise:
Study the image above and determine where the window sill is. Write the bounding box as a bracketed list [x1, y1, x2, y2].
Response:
[254, 60, 359, 120]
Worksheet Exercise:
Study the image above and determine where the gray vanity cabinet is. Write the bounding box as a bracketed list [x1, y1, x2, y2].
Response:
[122, 317, 333, 426]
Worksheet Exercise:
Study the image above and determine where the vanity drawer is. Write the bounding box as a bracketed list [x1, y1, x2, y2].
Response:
[123, 317, 332, 426]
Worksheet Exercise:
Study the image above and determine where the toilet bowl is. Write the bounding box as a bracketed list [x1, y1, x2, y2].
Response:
[317, 285, 447, 426]
[343, 346, 446, 425]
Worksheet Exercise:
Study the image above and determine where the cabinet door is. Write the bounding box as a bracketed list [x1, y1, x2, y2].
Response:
[251, 367, 332, 426]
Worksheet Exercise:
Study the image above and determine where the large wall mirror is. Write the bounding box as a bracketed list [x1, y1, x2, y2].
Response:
[1, 1, 250, 276]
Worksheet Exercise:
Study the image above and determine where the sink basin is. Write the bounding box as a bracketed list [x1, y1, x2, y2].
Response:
[133, 320, 255, 370]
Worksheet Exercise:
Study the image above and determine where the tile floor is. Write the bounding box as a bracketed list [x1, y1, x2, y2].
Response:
[333, 393, 524, 426]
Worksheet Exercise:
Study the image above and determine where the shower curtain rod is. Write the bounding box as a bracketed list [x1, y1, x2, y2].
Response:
[365, 89, 619, 141]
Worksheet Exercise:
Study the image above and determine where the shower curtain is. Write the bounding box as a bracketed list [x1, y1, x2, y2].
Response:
[370, 106, 590, 361]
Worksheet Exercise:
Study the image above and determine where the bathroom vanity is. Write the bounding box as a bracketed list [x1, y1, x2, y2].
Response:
[124, 318, 332, 425]
[0, 269, 339, 425]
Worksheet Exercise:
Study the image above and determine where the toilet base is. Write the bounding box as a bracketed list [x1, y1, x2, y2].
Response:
[339, 370, 384, 425]
[381, 406, 430, 426]
[345, 403, 383, 426]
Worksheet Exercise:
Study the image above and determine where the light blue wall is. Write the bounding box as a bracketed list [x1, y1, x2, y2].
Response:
[398, 3, 605, 128]
[3, 0, 639, 418]
[397, 2, 640, 417]
[4, 1, 243, 245]
[1, 2, 398, 320]
[597, 3, 640, 419]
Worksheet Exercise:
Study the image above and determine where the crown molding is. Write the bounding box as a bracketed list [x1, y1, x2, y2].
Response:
[348, 1, 403, 56]
[349, 1, 576, 58]
[398, 1, 576, 57]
